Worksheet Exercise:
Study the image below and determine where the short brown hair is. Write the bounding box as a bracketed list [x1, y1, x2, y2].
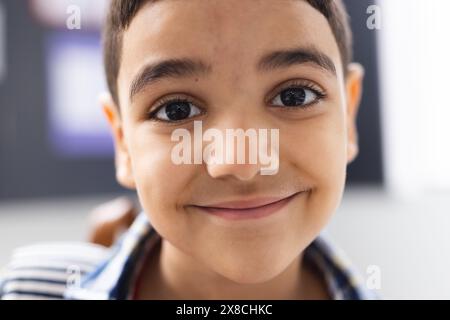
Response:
[103, 0, 353, 106]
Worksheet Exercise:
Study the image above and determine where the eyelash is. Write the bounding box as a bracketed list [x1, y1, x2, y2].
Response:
[146, 96, 201, 123]
[268, 80, 327, 110]
[146, 80, 327, 122]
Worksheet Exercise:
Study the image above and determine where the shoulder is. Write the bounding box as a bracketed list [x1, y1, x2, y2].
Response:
[0, 242, 111, 300]
[306, 233, 380, 300]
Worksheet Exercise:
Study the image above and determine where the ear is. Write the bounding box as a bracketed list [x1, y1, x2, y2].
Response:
[345, 63, 364, 164]
[99, 93, 136, 189]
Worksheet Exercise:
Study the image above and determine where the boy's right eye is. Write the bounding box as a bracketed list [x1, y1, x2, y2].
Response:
[147, 98, 203, 123]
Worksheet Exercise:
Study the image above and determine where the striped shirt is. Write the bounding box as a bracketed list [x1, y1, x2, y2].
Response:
[0, 212, 378, 300]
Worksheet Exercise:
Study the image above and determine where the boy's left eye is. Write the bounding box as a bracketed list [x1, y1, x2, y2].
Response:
[270, 86, 323, 108]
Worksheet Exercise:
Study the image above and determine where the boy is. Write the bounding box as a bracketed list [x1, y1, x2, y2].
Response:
[0, 0, 375, 299]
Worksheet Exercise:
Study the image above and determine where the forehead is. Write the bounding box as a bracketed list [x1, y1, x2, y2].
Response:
[118, 0, 342, 101]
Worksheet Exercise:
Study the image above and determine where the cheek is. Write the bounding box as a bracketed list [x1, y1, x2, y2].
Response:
[127, 129, 196, 234]
[283, 110, 347, 186]
[282, 111, 348, 223]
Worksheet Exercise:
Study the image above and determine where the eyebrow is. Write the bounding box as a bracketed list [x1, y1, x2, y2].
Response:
[129, 47, 336, 102]
[257, 46, 337, 76]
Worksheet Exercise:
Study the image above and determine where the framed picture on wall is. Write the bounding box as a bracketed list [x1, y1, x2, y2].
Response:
[29, 0, 108, 30]
[45, 31, 113, 158]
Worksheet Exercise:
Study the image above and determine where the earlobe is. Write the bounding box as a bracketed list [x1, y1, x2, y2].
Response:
[99, 92, 136, 189]
[345, 63, 364, 164]
[347, 142, 359, 163]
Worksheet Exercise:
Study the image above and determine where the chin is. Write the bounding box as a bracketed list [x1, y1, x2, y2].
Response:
[216, 255, 289, 285]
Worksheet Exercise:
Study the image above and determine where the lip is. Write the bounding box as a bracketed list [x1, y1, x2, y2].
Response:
[192, 191, 308, 221]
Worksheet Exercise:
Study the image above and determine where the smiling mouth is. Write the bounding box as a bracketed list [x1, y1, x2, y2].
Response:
[191, 190, 309, 221]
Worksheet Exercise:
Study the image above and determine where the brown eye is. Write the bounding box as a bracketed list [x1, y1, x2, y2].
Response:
[150, 99, 202, 122]
[271, 87, 323, 108]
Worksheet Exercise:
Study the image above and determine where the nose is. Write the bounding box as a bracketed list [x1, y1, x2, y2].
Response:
[207, 161, 262, 181]
[204, 122, 264, 181]
[201, 102, 280, 180]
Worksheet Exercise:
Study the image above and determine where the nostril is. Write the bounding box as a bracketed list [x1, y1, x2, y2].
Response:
[206, 162, 261, 181]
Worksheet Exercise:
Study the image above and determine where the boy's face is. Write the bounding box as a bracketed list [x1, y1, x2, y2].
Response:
[103, 0, 363, 283]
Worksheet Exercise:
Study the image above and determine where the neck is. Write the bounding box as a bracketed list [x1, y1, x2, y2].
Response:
[137, 239, 328, 300]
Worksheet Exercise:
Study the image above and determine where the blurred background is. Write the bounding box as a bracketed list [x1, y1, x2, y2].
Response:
[0, 0, 449, 299]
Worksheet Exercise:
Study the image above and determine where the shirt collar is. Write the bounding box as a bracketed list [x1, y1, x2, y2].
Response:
[65, 212, 158, 300]
[65, 211, 376, 300]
